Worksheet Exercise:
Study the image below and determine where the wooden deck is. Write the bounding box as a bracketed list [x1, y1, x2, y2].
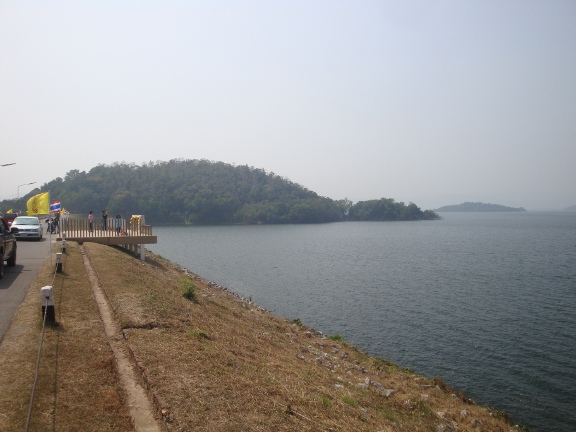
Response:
[56, 231, 157, 246]
[55, 217, 157, 246]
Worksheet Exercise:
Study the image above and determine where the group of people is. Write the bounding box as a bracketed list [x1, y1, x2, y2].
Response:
[45, 212, 61, 234]
[88, 210, 124, 235]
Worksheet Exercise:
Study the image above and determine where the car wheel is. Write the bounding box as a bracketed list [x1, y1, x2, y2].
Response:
[0, 257, 4, 279]
[7, 247, 16, 267]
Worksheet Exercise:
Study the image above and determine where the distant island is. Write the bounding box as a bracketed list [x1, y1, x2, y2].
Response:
[564, 205, 576, 211]
[435, 202, 526, 212]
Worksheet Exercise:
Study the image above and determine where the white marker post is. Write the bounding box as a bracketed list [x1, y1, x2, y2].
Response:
[56, 252, 63, 273]
[41, 286, 55, 323]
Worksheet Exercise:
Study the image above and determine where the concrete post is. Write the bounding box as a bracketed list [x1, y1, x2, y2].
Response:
[56, 252, 63, 273]
[41, 286, 55, 323]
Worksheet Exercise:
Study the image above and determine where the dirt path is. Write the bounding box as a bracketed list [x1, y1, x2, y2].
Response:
[81, 245, 162, 432]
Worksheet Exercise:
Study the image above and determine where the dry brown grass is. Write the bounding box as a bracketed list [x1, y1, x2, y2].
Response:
[1, 241, 519, 431]
[0, 242, 132, 431]
[86, 242, 517, 432]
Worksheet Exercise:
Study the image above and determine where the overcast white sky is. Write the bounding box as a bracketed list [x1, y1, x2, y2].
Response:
[1, 1, 575, 210]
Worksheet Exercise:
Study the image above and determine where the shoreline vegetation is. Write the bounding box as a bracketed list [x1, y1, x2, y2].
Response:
[0, 242, 523, 431]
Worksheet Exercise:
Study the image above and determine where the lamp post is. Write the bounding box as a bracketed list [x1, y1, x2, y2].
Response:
[17, 182, 36, 199]
[1, 163, 16, 167]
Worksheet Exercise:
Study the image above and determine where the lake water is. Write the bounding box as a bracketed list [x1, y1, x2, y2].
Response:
[147, 212, 576, 432]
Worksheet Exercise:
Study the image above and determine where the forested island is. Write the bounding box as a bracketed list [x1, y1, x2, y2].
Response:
[435, 202, 526, 212]
[1, 159, 439, 225]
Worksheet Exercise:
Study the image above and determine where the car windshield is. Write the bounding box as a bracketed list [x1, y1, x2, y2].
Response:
[13, 217, 40, 225]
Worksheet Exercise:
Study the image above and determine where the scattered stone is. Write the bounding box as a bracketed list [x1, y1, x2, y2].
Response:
[335, 384, 344, 389]
[380, 388, 395, 398]
[371, 380, 383, 389]
[460, 409, 468, 418]
[402, 400, 415, 410]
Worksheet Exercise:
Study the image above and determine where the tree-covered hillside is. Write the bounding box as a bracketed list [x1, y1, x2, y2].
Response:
[348, 198, 439, 221]
[1, 159, 439, 224]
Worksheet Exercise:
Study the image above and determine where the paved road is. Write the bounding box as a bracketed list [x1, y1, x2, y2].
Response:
[0, 236, 56, 343]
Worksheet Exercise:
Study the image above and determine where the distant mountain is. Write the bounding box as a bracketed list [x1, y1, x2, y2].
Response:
[0, 159, 439, 224]
[435, 202, 526, 212]
[564, 205, 576, 211]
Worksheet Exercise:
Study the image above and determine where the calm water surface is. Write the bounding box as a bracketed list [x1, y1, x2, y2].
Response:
[148, 212, 576, 432]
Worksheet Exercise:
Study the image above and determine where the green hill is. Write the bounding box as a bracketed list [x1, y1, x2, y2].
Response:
[1, 159, 439, 224]
[435, 202, 526, 212]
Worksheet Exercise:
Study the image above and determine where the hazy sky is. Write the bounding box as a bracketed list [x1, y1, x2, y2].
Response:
[1, 1, 575, 210]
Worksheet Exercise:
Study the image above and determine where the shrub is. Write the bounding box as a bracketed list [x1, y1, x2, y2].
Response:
[179, 277, 196, 301]
[292, 318, 303, 327]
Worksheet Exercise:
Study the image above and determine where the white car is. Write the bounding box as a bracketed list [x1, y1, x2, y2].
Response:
[11, 216, 43, 240]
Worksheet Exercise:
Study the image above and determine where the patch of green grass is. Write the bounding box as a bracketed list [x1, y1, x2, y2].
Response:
[417, 399, 433, 417]
[292, 318, 303, 327]
[321, 396, 330, 408]
[329, 334, 344, 341]
[179, 277, 196, 301]
[341, 395, 356, 407]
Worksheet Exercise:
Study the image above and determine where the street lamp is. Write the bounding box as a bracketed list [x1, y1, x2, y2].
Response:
[17, 182, 36, 199]
[1, 163, 16, 167]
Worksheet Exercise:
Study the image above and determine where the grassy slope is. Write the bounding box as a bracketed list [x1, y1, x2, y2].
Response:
[0, 242, 132, 431]
[0, 242, 518, 431]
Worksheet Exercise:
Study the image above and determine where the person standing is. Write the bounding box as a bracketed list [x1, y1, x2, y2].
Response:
[88, 211, 94, 232]
[54, 212, 60, 234]
[102, 210, 108, 231]
[115, 214, 122, 235]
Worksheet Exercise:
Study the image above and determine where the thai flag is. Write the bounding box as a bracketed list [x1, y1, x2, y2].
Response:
[50, 200, 61, 213]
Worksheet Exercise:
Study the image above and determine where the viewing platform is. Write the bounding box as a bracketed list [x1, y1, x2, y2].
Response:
[54, 216, 157, 259]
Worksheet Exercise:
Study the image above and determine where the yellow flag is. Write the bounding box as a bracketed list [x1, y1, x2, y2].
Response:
[6, 209, 13, 213]
[27, 192, 50, 215]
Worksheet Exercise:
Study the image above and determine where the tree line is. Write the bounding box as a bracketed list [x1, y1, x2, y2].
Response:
[0, 159, 439, 224]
